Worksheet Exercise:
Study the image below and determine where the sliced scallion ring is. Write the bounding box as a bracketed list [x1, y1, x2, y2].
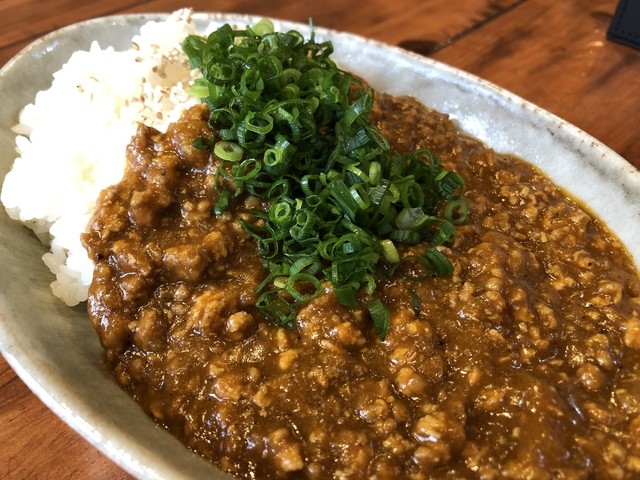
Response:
[213, 140, 243, 162]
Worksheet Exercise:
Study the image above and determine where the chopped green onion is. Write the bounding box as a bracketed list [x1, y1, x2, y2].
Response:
[368, 161, 382, 185]
[214, 189, 230, 215]
[329, 178, 359, 221]
[256, 291, 297, 327]
[244, 111, 273, 135]
[189, 79, 210, 98]
[396, 208, 428, 230]
[334, 284, 359, 308]
[250, 18, 275, 36]
[368, 299, 390, 340]
[380, 239, 400, 264]
[182, 20, 468, 337]
[389, 229, 421, 245]
[285, 273, 322, 302]
[444, 199, 469, 225]
[290, 257, 322, 276]
[410, 289, 421, 316]
[423, 247, 454, 276]
[431, 220, 456, 246]
[213, 140, 243, 162]
[435, 171, 465, 199]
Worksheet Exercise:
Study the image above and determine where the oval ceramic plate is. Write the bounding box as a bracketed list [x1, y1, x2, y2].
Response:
[0, 12, 639, 480]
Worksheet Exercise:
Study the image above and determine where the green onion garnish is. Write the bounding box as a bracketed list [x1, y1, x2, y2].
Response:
[213, 140, 243, 162]
[368, 299, 390, 340]
[182, 20, 468, 336]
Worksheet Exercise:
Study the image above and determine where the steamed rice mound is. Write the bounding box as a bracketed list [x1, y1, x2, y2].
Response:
[0, 9, 200, 305]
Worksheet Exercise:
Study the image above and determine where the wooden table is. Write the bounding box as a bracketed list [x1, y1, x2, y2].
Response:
[1, 0, 638, 478]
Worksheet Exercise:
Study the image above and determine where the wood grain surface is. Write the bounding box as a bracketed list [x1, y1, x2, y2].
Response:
[1, 0, 638, 478]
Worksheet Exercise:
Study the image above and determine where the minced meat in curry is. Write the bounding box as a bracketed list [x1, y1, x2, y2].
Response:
[82, 95, 640, 479]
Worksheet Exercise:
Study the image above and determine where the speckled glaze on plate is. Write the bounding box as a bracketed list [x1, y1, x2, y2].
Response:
[0, 12, 639, 480]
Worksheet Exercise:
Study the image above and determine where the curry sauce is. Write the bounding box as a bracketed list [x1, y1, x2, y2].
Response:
[82, 95, 640, 479]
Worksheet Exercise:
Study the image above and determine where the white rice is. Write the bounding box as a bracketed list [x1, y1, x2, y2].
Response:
[0, 9, 201, 306]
